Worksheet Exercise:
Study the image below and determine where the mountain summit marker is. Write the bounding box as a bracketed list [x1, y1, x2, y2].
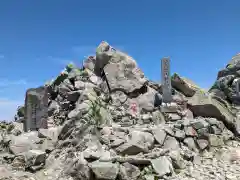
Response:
[161, 57, 172, 103]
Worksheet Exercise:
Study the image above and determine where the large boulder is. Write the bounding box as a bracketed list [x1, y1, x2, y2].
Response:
[9, 131, 41, 155]
[92, 41, 147, 94]
[171, 73, 196, 97]
[209, 53, 240, 104]
[187, 91, 239, 135]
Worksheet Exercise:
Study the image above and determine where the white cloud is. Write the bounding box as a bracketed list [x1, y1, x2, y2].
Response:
[0, 99, 23, 121]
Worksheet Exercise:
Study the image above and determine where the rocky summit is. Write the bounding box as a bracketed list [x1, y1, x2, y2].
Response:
[1, 41, 240, 180]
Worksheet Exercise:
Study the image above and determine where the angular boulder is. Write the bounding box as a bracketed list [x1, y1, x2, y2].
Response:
[94, 41, 147, 94]
[89, 161, 119, 180]
[9, 131, 41, 155]
[187, 91, 237, 135]
[171, 73, 196, 97]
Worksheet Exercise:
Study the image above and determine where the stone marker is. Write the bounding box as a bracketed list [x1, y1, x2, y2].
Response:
[24, 86, 48, 132]
[161, 57, 172, 103]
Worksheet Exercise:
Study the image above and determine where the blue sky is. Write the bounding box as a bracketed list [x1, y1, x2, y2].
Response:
[0, 0, 240, 120]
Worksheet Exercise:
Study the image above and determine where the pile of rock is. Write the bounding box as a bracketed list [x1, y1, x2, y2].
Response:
[0, 41, 240, 180]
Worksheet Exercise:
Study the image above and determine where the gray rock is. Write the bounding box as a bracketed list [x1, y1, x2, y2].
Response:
[152, 128, 166, 146]
[95, 41, 147, 94]
[58, 84, 71, 97]
[48, 101, 60, 117]
[118, 162, 141, 180]
[24, 149, 46, 167]
[66, 91, 81, 102]
[184, 126, 198, 137]
[163, 125, 175, 136]
[144, 175, 155, 180]
[78, 89, 97, 104]
[222, 129, 234, 141]
[135, 87, 162, 112]
[151, 156, 174, 177]
[75, 80, 85, 90]
[187, 91, 235, 134]
[111, 91, 128, 106]
[208, 134, 224, 147]
[84, 55, 96, 71]
[38, 126, 62, 142]
[129, 130, 154, 150]
[65, 156, 91, 180]
[152, 111, 165, 124]
[116, 143, 148, 155]
[171, 73, 196, 97]
[183, 137, 198, 152]
[110, 139, 125, 148]
[163, 136, 180, 151]
[190, 119, 209, 130]
[196, 139, 209, 150]
[210, 125, 222, 135]
[89, 161, 119, 180]
[174, 129, 185, 140]
[169, 150, 186, 169]
[68, 101, 90, 119]
[167, 113, 182, 121]
[9, 132, 41, 155]
[0, 166, 12, 179]
[197, 127, 209, 138]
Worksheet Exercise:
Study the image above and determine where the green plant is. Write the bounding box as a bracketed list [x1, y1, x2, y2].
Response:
[85, 97, 105, 127]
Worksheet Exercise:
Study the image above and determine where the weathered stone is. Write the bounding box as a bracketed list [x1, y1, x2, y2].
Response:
[208, 134, 224, 147]
[110, 139, 125, 148]
[68, 101, 90, 119]
[111, 91, 128, 107]
[129, 130, 154, 150]
[38, 126, 62, 142]
[116, 143, 148, 155]
[12, 155, 25, 170]
[169, 150, 186, 169]
[65, 156, 91, 180]
[210, 125, 222, 135]
[144, 175, 155, 180]
[174, 129, 185, 140]
[134, 87, 162, 112]
[196, 139, 209, 150]
[184, 126, 198, 137]
[171, 73, 196, 97]
[66, 91, 81, 102]
[24, 149, 46, 167]
[183, 137, 198, 152]
[152, 128, 166, 146]
[74, 80, 85, 90]
[89, 161, 119, 180]
[0, 166, 11, 179]
[197, 127, 209, 138]
[9, 132, 40, 155]
[118, 162, 141, 180]
[190, 119, 209, 130]
[188, 91, 236, 135]
[48, 100, 59, 116]
[163, 136, 180, 151]
[167, 113, 182, 121]
[152, 111, 165, 124]
[151, 156, 174, 177]
[95, 41, 147, 94]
